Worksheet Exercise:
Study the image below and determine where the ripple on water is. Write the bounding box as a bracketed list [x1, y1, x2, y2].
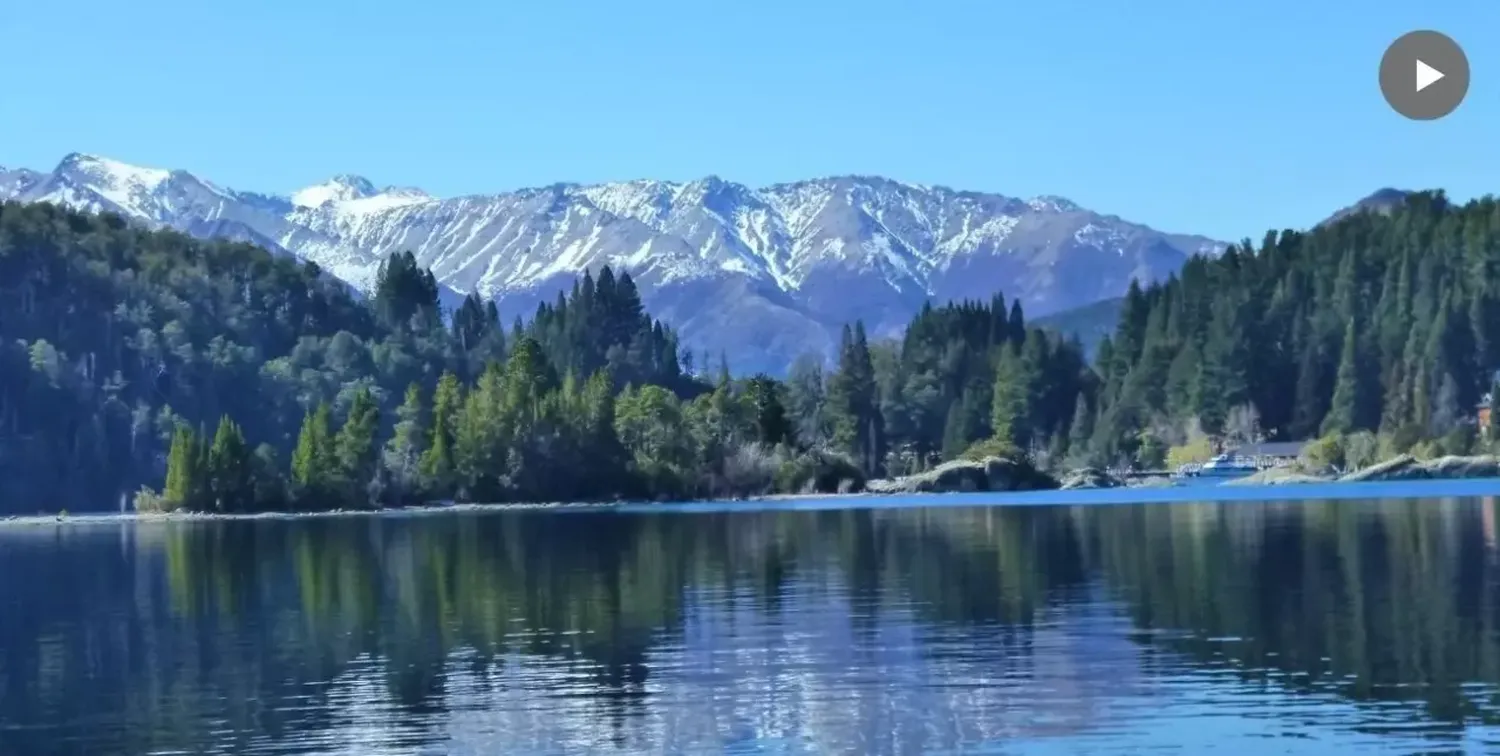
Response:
[3, 498, 1500, 754]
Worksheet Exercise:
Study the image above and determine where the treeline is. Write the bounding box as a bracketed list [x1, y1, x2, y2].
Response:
[12, 190, 1493, 512]
[0, 201, 1093, 513]
[1078, 190, 1500, 469]
[0, 202, 745, 512]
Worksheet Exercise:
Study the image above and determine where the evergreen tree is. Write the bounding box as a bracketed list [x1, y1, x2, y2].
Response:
[745, 375, 793, 447]
[290, 403, 336, 506]
[785, 354, 829, 446]
[372, 251, 440, 329]
[383, 383, 428, 503]
[419, 372, 462, 496]
[991, 346, 1032, 451]
[206, 415, 251, 513]
[827, 322, 879, 472]
[1321, 321, 1364, 436]
[1066, 392, 1093, 462]
[334, 387, 381, 506]
[162, 424, 202, 511]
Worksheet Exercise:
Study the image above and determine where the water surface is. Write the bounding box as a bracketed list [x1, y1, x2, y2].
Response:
[6, 491, 1500, 754]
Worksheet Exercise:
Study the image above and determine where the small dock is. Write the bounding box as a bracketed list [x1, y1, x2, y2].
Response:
[1110, 459, 1293, 480]
[1113, 468, 1179, 479]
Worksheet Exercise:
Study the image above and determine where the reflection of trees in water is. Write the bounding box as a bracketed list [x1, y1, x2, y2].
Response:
[1073, 497, 1500, 731]
[0, 508, 1090, 753]
[3, 497, 1499, 753]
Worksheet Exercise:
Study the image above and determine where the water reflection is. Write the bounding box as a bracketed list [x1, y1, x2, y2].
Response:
[2, 497, 1500, 753]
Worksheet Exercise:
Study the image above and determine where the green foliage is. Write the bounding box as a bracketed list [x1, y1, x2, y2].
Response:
[290, 404, 338, 506]
[372, 251, 440, 330]
[1300, 433, 1346, 472]
[1088, 191, 1498, 459]
[773, 448, 866, 494]
[162, 424, 202, 511]
[883, 296, 1090, 471]
[1166, 436, 1214, 469]
[1134, 430, 1168, 469]
[1343, 430, 1380, 471]
[206, 416, 252, 513]
[383, 383, 428, 504]
[744, 374, 793, 447]
[14, 192, 1500, 514]
[333, 387, 381, 506]
[827, 323, 880, 472]
[958, 437, 1023, 463]
[990, 345, 1034, 450]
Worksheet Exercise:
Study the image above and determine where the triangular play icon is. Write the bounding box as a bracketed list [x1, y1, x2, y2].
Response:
[1416, 59, 1444, 92]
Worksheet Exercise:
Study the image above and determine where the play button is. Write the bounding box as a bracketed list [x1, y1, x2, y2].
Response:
[1415, 59, 1443, 92]
[1380, 30, 1469, 120]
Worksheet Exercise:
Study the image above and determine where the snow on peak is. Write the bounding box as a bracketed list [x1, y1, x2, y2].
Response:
[55, 152, 171, 192]
[291, 174, 379, 208]
[47, 152, 180, 218]
[289, 175, 434, 217]
[2, 149, 1236, 375]
[1026, 195, 1081, 213]
[380, 185, 431, 201]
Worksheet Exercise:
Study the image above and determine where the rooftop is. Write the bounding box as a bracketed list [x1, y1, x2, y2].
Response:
[1227, 440, 1308, 458]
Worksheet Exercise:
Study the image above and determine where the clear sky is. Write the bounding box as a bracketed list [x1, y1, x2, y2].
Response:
[2, 0, 1496, 241]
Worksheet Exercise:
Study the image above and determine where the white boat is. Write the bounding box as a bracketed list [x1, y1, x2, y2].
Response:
[1191, 454, 1260, 478]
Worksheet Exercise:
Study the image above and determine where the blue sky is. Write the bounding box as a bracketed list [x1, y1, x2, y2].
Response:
[2, 0, 1496, 241]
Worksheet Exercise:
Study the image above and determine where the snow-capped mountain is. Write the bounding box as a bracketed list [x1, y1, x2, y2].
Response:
[1, 153, 1227, 374]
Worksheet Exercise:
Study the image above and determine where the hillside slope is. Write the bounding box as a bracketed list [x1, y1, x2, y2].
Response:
[2, 153, 1225, 373]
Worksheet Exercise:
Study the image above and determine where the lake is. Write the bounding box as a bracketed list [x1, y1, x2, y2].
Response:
[6, 486, 1500, 754]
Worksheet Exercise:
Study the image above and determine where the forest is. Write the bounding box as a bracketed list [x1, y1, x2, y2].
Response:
[1, 191, 1497, 514]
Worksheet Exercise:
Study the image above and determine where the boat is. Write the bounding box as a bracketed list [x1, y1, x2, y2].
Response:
[1190, 453, 1260, 479]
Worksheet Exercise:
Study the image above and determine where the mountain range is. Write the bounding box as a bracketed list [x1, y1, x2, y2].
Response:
[0, 153, 1227, 374]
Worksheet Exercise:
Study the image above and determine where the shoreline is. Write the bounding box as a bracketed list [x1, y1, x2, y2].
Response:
[5, 455, 1499, 528]
[0, 493, 857, 528]
[0, 500, 625, 528]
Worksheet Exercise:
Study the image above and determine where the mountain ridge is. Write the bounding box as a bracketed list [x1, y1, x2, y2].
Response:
[2, 152, 1228, 373]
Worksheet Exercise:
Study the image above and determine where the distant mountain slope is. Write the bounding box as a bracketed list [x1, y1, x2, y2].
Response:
[1032, 296, 1123, 359]
[1, 153, 1227, 373]
[1320, 188, 1412, 227]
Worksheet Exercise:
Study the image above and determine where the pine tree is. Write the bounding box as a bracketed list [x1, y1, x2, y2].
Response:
[206, 415, 251, 513]
[163, 424, 201, 511]
[745, 374, 792, 447]
[941, 400, 969, 459]
[1007, 299, 1027, 346]
[383, 383, 428, 503]
[990, 345, 1031, 451]
[290, 403, 336, 507]
[453, 362, 504, 499]
[1066, 392, 1092, 462]
[1321, 321, 1363, 436]
[785, 354, 828, 446]
[334, 387, 381, 507]
[826, 321, 880, 472]
[1432, 371, 1461, 436]
[419, 372, 462, 495]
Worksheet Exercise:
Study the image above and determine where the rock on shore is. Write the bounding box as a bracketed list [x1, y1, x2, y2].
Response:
[1059, 468, 1124, 490]
[1220, 467, 1330, 486]
[865, 456, 1058, 494]
[1339, 454, 1500, 483]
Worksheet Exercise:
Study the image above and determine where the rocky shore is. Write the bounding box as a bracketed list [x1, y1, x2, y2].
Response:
[1218, 454, 1500, 486]
[1337, 454, 1500, 482]
[864, 456, 1057, 494]
[7, 454, 1500, 528]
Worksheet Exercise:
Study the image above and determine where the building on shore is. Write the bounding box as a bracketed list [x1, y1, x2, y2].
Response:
[1223, 440, 1308, 469]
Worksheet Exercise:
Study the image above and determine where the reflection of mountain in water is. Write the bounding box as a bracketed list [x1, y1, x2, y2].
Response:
[2, 498, 1500, 753]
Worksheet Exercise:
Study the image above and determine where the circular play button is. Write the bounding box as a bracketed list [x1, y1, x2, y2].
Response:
[1380, 30, 1469, 121]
